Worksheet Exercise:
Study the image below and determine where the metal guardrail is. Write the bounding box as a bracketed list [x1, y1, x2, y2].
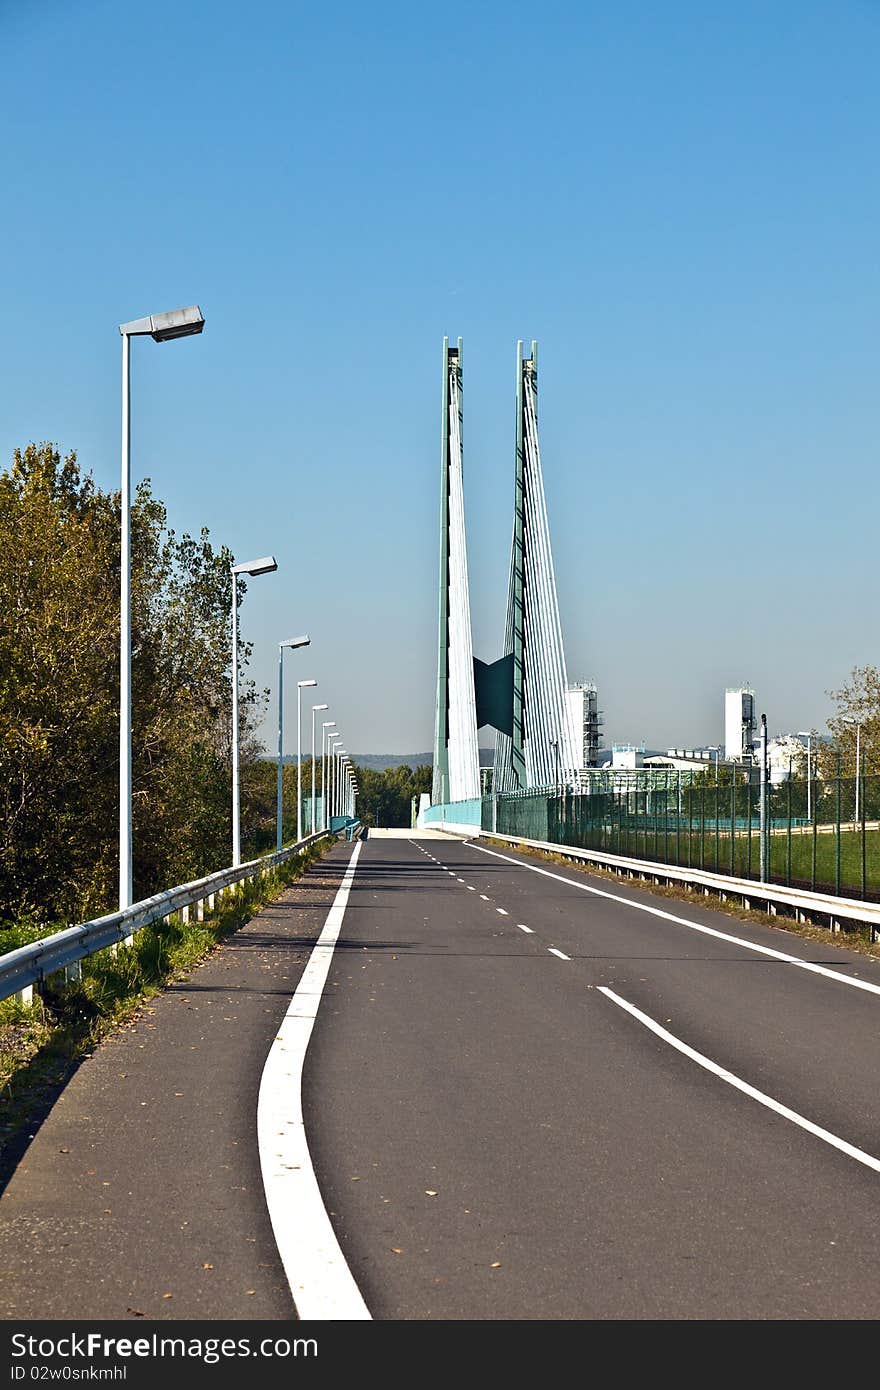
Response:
[466, 829, 880, 941]
[0, 829, 334, 1004]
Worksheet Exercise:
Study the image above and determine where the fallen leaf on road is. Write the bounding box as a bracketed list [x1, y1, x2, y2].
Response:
[202, 1263, 214, 1270]
[245, 1290, 256, 1295]
[425, 1190, 438, 1197]
[490, 1262, 501, 1269]
[390, 1247, 403, 1255]
[162, 1293, 173, 1300]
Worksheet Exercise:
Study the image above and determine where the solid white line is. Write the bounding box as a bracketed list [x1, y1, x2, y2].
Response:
[548, 947, 571, 960]
[598, 986, 880, 1175]
[518, 924, 534, 933]
[257, 841, 371, 1320]
[471, 843, 880, 999]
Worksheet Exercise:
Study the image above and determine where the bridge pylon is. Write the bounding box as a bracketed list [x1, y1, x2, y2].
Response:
[432, 338, 480, 805]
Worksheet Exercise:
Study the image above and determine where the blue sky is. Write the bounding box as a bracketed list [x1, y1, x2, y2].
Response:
[2, 1, 878, 754]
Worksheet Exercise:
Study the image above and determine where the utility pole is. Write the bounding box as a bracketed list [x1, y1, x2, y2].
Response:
[759, 713, 769, 882]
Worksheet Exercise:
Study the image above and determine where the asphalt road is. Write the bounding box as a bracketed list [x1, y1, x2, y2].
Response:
[1, 833, 878, 1320]
[303, 835, 880, 1319]
[0, 856, 348, 1321]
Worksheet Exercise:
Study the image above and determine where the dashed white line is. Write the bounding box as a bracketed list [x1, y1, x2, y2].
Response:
[479, 894, 490, 901]
[599, 987, 880, 1175]
[466, 886, 476, 891]
[496, 908, 508, 916]
[517, 924, 534, 934]
[548, 948, 571, 961]
[471, 842, 880, 999]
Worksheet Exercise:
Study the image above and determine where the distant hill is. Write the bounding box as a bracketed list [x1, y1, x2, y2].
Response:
[348, 751, 495, 771]
[271, 750, 494, 770]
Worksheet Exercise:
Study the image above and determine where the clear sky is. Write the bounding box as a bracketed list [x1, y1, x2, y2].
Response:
[2, 1, 878, 755]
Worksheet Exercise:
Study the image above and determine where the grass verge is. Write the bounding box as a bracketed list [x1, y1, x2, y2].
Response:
[0, 839, 330, 1189]
[481, 837, 880, 963]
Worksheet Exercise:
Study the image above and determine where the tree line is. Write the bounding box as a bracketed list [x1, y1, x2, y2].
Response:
[0, 444, 266, 929]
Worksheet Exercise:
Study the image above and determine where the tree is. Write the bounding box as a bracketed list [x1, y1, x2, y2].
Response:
[351, 762, 432, 828]
[0, 443, 263, 928]
[827, 666, 880, 775]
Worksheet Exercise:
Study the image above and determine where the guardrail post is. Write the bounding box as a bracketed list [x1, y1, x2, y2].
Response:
[195, 898, 204, 922]
[14, 985, 34, 1006]
[181, 904, 190, 925]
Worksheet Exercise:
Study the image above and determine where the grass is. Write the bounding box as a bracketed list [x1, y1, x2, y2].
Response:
[0, 839, 329, 1189]
[555, 822, 880, 898]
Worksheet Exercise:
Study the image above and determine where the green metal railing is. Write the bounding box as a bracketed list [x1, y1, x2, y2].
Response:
[481, 766, 880, 902]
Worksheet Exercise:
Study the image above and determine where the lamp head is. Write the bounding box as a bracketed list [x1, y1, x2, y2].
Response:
[119, 305, 205, 341]
[281, 634, 310, 649]
[232, 555, 278, 577]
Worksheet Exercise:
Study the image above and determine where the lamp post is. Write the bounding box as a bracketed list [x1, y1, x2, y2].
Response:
[311, 703, 329, 833]
[276, 636, 311, 850]
[798, 731, 813, 821]
[328, 735, 342, 826]
[117, 305, 205, 911]
[297, 679, 318, 842]
[841, 717, 862, 825]
[335, 748, 346, 820]
[322, 721, 336, 829]
[230, 555, 278, 867]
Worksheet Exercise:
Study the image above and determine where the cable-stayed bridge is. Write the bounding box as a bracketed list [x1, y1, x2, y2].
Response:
[432, 337, 579, 806]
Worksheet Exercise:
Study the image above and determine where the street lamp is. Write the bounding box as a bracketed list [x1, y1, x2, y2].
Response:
[322, 721, 336, 829]
[798, 731, 813, 822]
[311, 703, 329, 833]
[841, 717, 862, 825]
[297, 680, 318, 842]
[276, 636, 311, 850]
[117, 305, 205, 910]
[334, 746, 347, 820]
[328, 734, 342, 826]
[230, 555, 278, 867]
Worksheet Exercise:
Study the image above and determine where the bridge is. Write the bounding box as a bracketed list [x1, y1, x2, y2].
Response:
[1, 341, 879, 1326]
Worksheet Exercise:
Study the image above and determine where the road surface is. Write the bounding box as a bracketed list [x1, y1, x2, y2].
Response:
[1, 832, 878, 1319]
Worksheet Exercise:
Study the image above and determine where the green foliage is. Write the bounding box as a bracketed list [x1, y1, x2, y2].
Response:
[351, 761, 432, 828]
[0, 443, 265, 929]
[827, 666, 880, 776]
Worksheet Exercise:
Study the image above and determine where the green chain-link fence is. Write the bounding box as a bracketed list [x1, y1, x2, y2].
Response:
[483, 765, 880, 902]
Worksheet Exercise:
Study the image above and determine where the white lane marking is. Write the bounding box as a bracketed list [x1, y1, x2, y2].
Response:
[457, 878, 465, 884]
[599, 987, 880, 1175]
[466, 886, 476, 891]
[471, 843, 880, 999]
[548, 947, 571, 961]
[518, 924, 534, 934]
[496, 908, 508, 916]
[479, 894, 490, 901]
[257, 841, 371, 1320]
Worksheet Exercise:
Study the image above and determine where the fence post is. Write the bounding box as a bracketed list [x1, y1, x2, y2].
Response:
[835, 751, 842, 898]
[861, 750, 867, 902]
[786, 762, 792, 886]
